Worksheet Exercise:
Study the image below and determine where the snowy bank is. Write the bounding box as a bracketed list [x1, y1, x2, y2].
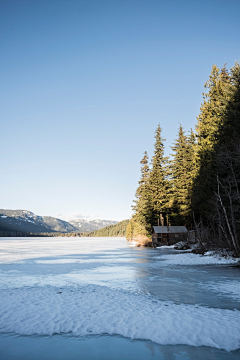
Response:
[0, 285, 240, 352]
[155, 249, 239, 266]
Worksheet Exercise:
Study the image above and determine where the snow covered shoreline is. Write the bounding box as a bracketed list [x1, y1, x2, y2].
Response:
[129, 240, 240, 266]
[155, 247, 240, 266]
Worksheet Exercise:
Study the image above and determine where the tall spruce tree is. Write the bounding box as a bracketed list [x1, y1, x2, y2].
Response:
[187, 128, 198, 209]
[149, 124, 169, 226]
[170, 126, 196, 227]
[195, 65, 230, 156]
[217, 62, 240, 142]
[211, 62, 240, 255]
[192, 62, 240, 255]
[132, 151, 152, 234]
[193, 65, 231, 216]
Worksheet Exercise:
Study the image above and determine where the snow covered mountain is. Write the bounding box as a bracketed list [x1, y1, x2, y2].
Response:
[0, 209, 117, 233]
[69, 219, 118, 232]
[0, 210, 76, 233]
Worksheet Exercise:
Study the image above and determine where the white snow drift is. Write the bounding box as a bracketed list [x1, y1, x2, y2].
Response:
[0, 285, 240, 352]
[156, 252, 238, 266]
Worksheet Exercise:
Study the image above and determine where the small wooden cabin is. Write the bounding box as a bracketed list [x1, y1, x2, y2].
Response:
[152, 226, 188, 247]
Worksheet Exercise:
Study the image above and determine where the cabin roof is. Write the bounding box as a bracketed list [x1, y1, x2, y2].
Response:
[153, 226, 188, 234]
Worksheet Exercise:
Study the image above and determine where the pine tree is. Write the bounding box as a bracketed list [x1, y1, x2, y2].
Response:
[170, 126, 196, 226]
[211, 62, 240, 255]
[217, 62, 240, 142]
[191, 62, 240, 254]
[132, 151, 152, 234]
[149, 124, 169, 226]
[125, 219, 135, 240]
[187, 128, 198, 179]
[195, 64, 230, 156]
[193, 65, 231, 216]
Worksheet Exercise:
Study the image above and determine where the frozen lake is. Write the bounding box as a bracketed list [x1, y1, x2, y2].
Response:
[0, 237, 240, 359]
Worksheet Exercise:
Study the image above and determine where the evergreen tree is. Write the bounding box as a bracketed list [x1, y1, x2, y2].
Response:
[187, 128, 198, 183]
[127, 62, 240, 254]
[149, 124, 169, 226]
[192, 62, 240, 255]
[195, 65, 230, 156]
[125, 218, 135, 240]
[193, 65, 231, 216]
[211, 62, 240, 255]
[170, 126, 196, 227]
[217, 62, 240, 142]
[132, 151, 152, 234]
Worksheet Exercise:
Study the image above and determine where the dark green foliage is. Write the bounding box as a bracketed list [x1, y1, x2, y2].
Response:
[125, 218, 135, 240]
[193, 62, 240, 255]
[149, 124, 170, 226]
[88, 220, 129, 237]
[193, 65, 231, 216]
[132, 151, 152, 234]
[129, 62, 240, 254]
[131, 125, 170, 237]
[217, 63, 240, 143]
[170, 126, 196, 227]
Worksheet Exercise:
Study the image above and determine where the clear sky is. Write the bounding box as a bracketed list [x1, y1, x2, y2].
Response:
[1, 0, 240, 221]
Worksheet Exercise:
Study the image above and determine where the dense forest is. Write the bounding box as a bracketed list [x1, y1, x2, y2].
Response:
[126, 62, 240, 257]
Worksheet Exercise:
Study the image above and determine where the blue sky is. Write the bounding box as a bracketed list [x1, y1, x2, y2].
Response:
[1, 0, 240, 221]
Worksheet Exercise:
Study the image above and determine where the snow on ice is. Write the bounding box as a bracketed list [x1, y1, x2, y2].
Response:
[0, 285, 240, 351]
[0, 237, 240, 352]
[202, 280, 240, 302]
[156, 252, 238, 266]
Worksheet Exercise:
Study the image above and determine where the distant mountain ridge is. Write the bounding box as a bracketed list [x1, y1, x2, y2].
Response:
[69, 218, 118, 232]
[0, 209, 117, 233]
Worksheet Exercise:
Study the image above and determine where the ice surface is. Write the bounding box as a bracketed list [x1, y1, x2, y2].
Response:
[35, 257, 131, 264]
[0, 237, 240, 352]
[0, 285, 240, 351]
[0, 237, 127, 263]
[0, 265, 135, 289]
[202, 281, 240, 301]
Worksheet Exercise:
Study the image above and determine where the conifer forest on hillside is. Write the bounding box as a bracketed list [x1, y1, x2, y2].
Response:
[87, 220, 129, 237]
[126, 62, 240, 257]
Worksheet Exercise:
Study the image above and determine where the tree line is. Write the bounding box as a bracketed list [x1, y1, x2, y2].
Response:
[126, 62, 240, 257]
[87, 220, 129, 237]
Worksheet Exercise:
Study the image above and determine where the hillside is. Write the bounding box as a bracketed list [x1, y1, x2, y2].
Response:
[0, 210, 76, 233]
[87, 219, 129, 237]
[0, 210, 118, 234]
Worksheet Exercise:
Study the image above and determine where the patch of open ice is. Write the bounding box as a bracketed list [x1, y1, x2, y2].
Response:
[0, 237, 128, 263]
[155, 253, 238, 266]
[0, 285, 240, 351]
[35, 257, 131, 264]
[202, 281, 240, 302]
[0, 265, 135, 290]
